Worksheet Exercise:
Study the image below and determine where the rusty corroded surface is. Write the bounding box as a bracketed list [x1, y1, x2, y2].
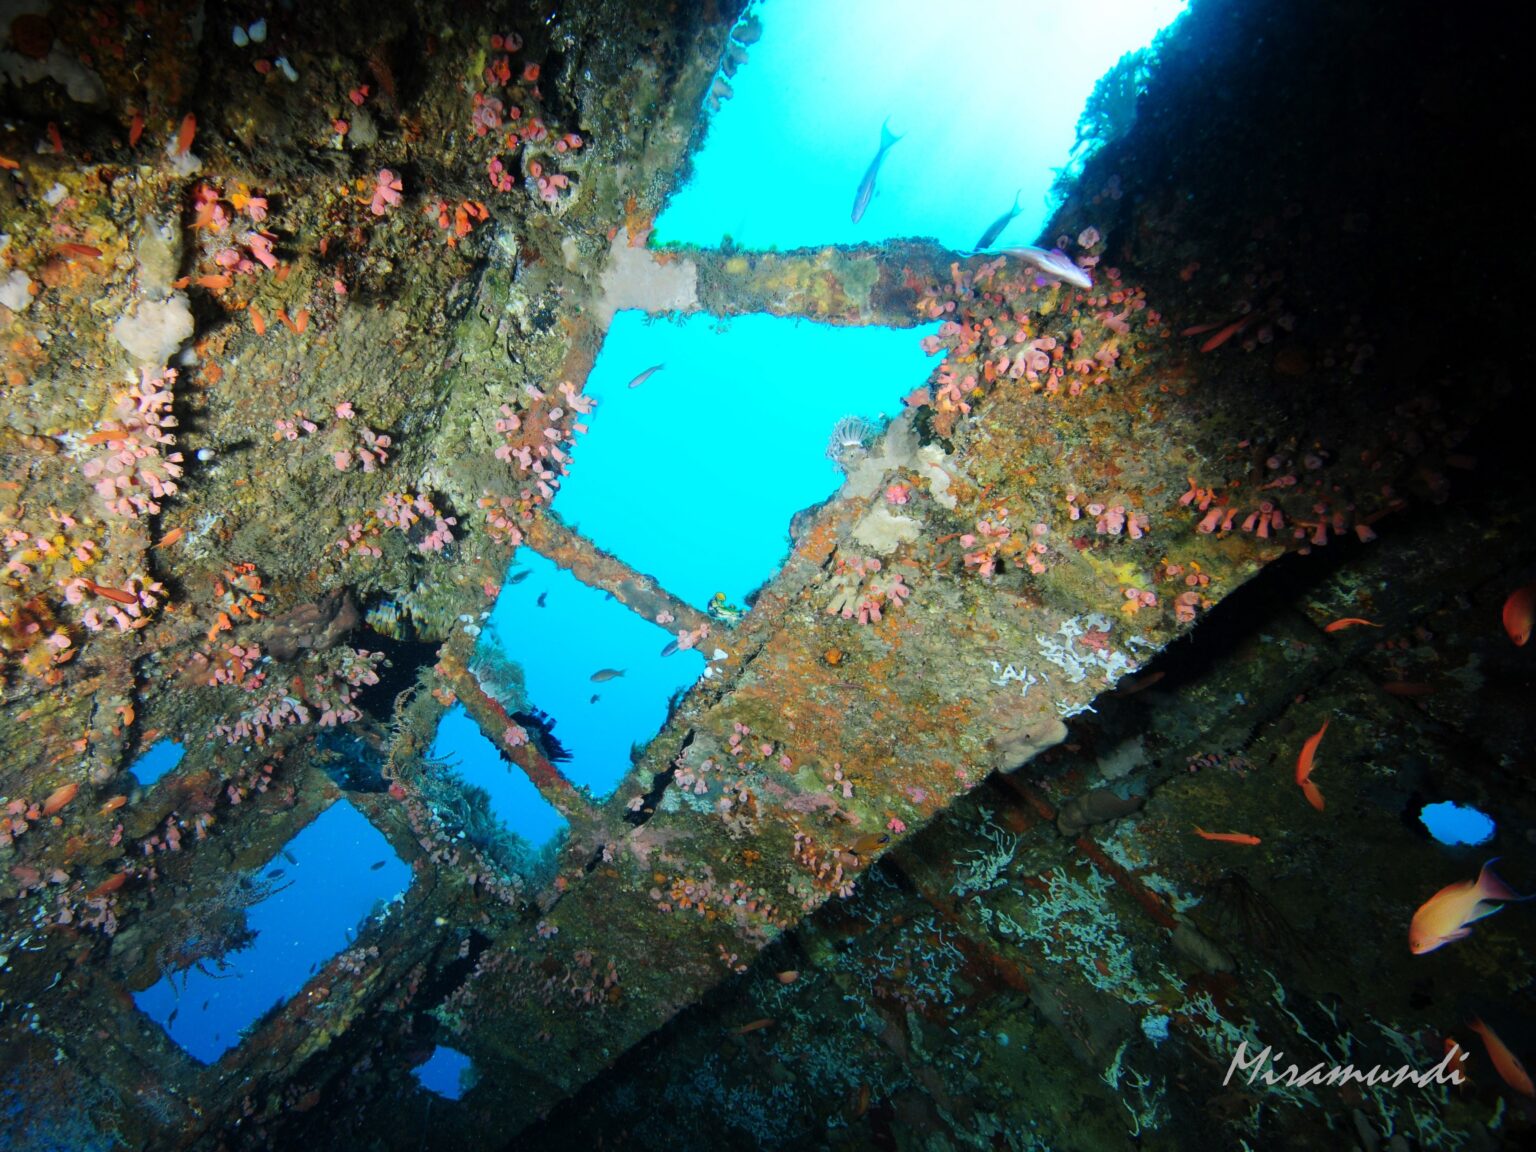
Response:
[1, 0, 1529, 1148]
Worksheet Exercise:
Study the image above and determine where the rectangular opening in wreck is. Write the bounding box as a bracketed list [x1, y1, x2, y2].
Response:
[128, 738, 185, 787]
[467, 548, 707, 798]
[553, 309, 940, 610]
[130, 798, 411, 1064]
[427, 703, 568, 847]
[655, 0, 1187, 252]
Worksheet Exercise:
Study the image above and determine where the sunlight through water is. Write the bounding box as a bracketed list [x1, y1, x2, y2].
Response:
[656, 0, 1188, 251]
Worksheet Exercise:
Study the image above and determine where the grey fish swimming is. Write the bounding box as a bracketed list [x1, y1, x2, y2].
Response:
[660, 639, 679, 657]
[590, 668, 625, 682]
[507, 569, 531, 585]
[851, 117, 901, 224]
[999, 245, 1094, 291]
[975, 190, 1022, 250]
[629, 364, 664, 389]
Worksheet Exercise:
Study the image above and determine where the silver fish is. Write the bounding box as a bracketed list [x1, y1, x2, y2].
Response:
[999, 245, 1094, 291]
[975, 190, 1022, 250]
[628, 363, 664, 389]
[660, 639, 679, 657]
[590, 668, 625, 682]
[852, 117, 901, 224]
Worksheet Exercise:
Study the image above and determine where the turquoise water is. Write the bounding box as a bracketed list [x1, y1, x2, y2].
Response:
[1419, 801, 1496, 847]
[128, 739, 185, 787]
[429, 702, 569, 844]
[413, 1045, 476, 1100]
[471, 549, 707, 799]
[554, 309, 939, 609]
[132, 798, 410, 1063]
[656, 0, 1188, 252]
[428, 0, 1188, 839]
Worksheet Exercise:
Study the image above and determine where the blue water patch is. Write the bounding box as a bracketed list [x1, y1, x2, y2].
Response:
[554, 310, 938, 609]
[413, 1045, 476, 1100]
[472, 550, 707, 798]
[657, 0, 1187, 252]
[132, 798, 411, 1064]
[128, 739, 185, 786]
[1420, 801, 1495, 847]
[428, 703, 569, 846]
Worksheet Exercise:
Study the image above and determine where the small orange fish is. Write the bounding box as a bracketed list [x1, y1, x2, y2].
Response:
[83, 580, 138, 606]
[250, 304, 266, 335]
[1295, 718, 1328, 811]
[1200, 316, 1251, 352]
[0, 155, 19, 169]
[1324, 617, 1380, 633]
[56, 243, 103, 260]
[99, 794, 128, 814]
[176, 112, 196, 156]
[1504, 583, 1536, 647]
[1409, 860, 1525, 954]
[292, 308, 310, 334]
[194, 274, 232, 290]
[729, 1018, 774, 1036]
[1194, 826, 1262, 846]
[851, 1082, 871, 1119]
[46, 121, 62, 153]
[154, 527, 185, 549]
[1468, 1017, 1534, 1098]
[42, 781, 78, 815]
[82, 427, 127, 445]
[88, 872, 128, 898]
[129, 110, 144, 147]
[1445, 1037, 1472, 1087]
[1113, 669, 1166, 696]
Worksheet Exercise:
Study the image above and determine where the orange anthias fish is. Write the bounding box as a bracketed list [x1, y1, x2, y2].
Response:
[176, 112, 197, 156]
[1198, 315, 1252, 352]
[1324, 617, 1381, 633]
[83, 580, 138, 606]
[1295, 719, 1328, 811]
[1468, 1017, 1535, 1097]
[1194, 826, 1262, 846]
[42, 781, 78, 815]
[1503, 583, 1536, 646]
[88, 871, 128, 898]
[1409, 860, 1525, 955]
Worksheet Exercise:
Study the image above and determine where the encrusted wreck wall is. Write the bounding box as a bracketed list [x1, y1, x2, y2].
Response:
[1, 0, 1529, 1149]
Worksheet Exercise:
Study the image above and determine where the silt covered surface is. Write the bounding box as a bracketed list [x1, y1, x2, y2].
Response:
[0, 0, 1531, 1149]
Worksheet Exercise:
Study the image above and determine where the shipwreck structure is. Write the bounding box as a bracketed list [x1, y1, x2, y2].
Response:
[1, 1, 1529, 1149]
